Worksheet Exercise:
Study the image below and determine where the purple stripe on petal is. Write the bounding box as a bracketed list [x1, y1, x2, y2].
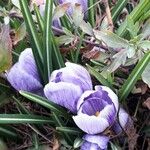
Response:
[50, 62, 92, 92]
[18, 48, 40, 81]
[99, 104, 116, 125]
[44, 82, 82, 113]
[7, 63, 43, 92]
[81, 97, 106, 116]
[73, 113, 109, 134]
[77, 90, 97, 111]
[95, 86, 119, 111]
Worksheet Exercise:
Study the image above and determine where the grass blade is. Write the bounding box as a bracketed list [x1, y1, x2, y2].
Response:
[43, 0, 53, 83]
[19, 91, 70, 119]
[0, 125, 18, 139]
[119, 52, 150, 102]
[111, 0, 128, 23]
[34, 4, 44, 33]
[88, 0, 95, 27]
[117, 0, 150, 37]
[0, 114, 53, 124]
[52, 112, 73, 145]
[56, 127, 82, 135]
[19, 0, 44, 83]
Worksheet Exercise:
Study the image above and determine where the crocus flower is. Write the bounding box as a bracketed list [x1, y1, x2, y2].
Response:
[6, 48, 43, 94]
[44, 62, 92, 113]
[81, 134, 109, 150]
[73, 86, 119, 134]
[112, 107, 133, 134]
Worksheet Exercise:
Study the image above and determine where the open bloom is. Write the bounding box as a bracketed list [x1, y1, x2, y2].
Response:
[6, 48, 43, 94]
[112, 107, 133, 134]
[73, 86, 119, 134]
[44, 62, 92, 113]
[81, 134, 109, 150]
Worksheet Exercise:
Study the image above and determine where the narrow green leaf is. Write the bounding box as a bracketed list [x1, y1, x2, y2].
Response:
[119, 51, 150, 102]
[87, 64, 114, 90]
[34, 4, 44, 33]
[19, 91, 69, 119]
[111, 0, 128, 23]
[56, 127, 82, 135]
[117, 0, 150, 37]
[75, 32, 84, 63]
[0, 114, 53, 124]
[73, 138, 83, 149]
[88, 0, 95, 27]
[52, 112, 73, 145]
[0, 125, 18, 139]
[19, 0, 44, 83]
[43, 0, 53, 83]
[51, 34, 65, 69]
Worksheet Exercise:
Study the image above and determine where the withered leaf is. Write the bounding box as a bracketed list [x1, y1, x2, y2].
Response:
[0, 25, 12, 73]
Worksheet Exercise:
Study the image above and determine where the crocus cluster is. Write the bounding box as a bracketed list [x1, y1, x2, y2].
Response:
[7, 48, 132, 150]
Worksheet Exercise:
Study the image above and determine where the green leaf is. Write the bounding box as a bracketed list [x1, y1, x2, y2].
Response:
[56, 35, 75, 45]
[79, 21, 93, 36]
[142, 19, 150, 39]
[0, 114, 53, 124]
[73, 138, 83, 149]
[0, 125, 18, 139]
[88, 0, 95, 27]
[87, 64, 114, 90]
[142, 62, 150, 88]
[72, 4, 84, 27]
[0, 25, 12, 73]
[53, 3, 71, 20]
[139, 40, 150, 51]
[52, 112, 73, 145]
[19, 0, 44, 83]
[108, 50, 127, 72]
[110, 142, 121, 150]
[126, 16, 139, 38]
[13, 22, 26, 45]
[94, 30, 129, 49]
[119, 51, 150, 102]
[117, 0, 150, 37]
[11, 0, 20, 9]
[56, 127, 82, 135]
[19, 91, 70, 119]
[111, 0, 128, 23]
[43, 0, 53, 83]
[34, 4, 44, 33]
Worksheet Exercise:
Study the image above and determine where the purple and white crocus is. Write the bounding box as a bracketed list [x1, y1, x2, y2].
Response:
[44, 62, 92, 113]
[81, 134, 109, 150]
[6, 48, 43, 95]
[112, 107, 133, 134]
[73, 85, 119, 134]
